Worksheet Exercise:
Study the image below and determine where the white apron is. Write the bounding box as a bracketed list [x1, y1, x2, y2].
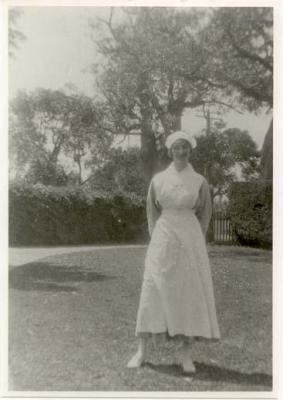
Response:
[136, 163, 220, 340]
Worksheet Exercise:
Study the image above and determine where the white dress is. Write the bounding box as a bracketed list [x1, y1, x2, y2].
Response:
[135, 163, 220, 340]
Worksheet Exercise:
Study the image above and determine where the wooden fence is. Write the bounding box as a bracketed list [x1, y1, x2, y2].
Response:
[209, 211, 237, 244]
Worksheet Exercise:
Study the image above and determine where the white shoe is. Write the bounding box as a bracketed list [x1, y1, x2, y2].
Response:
[127, 351, 145, 368]
[182, 360, 196, 374]
[182, 357, 196, 374]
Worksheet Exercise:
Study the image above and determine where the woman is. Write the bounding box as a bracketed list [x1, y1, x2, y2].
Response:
[127, 131, 220, 373]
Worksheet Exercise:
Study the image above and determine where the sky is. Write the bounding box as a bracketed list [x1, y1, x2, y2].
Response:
[9, 6, 273, 150]
[9, 7, 102, 98]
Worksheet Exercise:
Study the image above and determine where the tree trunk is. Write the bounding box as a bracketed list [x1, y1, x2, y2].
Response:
[260, 119, 273, 181]
[139, 85, 163, 182]
[206, 109, 211, 136]
[77, 157, 82, 185]
[49, 141, 62, 165]
[172, 113, 182, 131]
[140, 128, 159, 183]
[139, 97, 159, 183]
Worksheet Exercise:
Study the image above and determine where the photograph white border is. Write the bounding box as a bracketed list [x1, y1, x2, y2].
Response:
[1, 0, 282, 399]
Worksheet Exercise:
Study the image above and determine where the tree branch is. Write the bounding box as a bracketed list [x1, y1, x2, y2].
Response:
[204, 100, 243, 114]
[194, 77, 226, 90]
[81, 175, 92, 186]
[97, 9, 140, 64]
[227, 27, 273, 73]
[228, 77, 273, 106]
[150, 93, 171, 135]
[167, 78, 174, 102]
[183, 98, 205, 109]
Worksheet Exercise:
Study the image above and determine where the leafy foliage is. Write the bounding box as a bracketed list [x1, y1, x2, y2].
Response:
[191, 126, 260, 198]
[91, 7, 273, 180]
[228, 181, 272, 248]
[204, 7, 273, 111]
[204, 8, 273, 180]
[9, 182, 147, 246]
[87, 147, 147, 201]
[25, 159, 69, 186]
[91, 8, 228, 179]
[9, 88, 113, 184]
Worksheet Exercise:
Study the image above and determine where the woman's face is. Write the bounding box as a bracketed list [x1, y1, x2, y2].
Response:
[170, 139, 191, 162]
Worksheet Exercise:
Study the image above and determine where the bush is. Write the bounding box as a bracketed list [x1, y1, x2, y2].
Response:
[228, 181, 272, 248]
[9, 182, 148, 246]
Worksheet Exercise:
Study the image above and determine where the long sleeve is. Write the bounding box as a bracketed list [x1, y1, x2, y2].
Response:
[195, 179, 212, 236]
[146, 180, 161, 236]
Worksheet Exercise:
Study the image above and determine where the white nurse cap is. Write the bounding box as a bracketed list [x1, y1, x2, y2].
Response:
[165, 130, 197, 150]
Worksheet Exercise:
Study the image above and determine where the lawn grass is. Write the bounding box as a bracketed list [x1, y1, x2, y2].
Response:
[9, 245, 272, 392]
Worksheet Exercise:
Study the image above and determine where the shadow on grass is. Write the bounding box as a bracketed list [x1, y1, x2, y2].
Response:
[209, 248, 272, 263]
[145, 362, 272, 387]
[9, 262, 115, 292]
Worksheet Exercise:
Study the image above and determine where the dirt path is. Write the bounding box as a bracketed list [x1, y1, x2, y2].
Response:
[9, 244, 147, 267]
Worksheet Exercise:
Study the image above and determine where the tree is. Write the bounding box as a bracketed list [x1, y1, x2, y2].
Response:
[87, 147, 147, 201]
[204, 8, 273, 179]
[9, 91, 47, 176]
[91, 7, 234, 181]
[260, 119, 272, 180]
[25, 158, 69, 186]
[89, 7, 273, 183]
[223, 128, 261, 181]
[191, 125, 260, 199]
[206, 8, 272, 110]
[9, 88, 113, 185]
[91, 7, 272, 181]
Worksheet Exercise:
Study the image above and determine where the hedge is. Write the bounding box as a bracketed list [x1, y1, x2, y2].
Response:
[9, 183, 148, 246]
[228, 181, 272, 249]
